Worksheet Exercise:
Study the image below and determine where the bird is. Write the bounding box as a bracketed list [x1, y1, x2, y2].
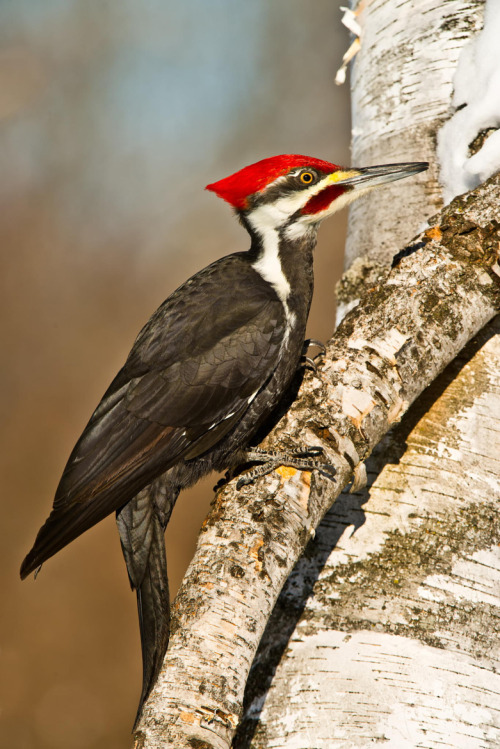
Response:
[20, 153, 428, 722]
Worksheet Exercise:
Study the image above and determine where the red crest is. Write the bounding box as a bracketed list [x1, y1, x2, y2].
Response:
[206, 154, 339, 210]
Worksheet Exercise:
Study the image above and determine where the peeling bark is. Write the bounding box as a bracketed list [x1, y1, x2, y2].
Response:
[132, 3, 500, 745]
[134, 173, 500, 748]
[231, 1, 500, 746]
[236, 318, 500, 749]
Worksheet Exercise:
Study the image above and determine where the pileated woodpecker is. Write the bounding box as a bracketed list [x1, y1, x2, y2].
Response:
[20, 154, 427, 720]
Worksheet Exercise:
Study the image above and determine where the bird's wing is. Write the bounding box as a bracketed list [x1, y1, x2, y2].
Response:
[20, 256, 285, 577]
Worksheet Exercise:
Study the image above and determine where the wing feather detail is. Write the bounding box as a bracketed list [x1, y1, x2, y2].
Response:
[21, 255, 286, 578]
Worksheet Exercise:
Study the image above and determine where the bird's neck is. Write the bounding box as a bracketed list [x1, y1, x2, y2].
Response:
[243, 210, 318, 329]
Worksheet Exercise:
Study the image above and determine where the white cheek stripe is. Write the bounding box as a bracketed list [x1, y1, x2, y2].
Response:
[248, 171, 348, 240]
[246, 170, 367, 349]
[258, 170, 368, 229]
[247, 171, 354, 346]
[261, 170, 348, 218]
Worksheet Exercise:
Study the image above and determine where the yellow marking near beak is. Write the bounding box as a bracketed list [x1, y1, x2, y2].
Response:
[326, 169, 361, 184]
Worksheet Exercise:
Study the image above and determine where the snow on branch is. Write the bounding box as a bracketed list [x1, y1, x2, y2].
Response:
[134, 174, 500, 749]
[438, 0, 500, 202]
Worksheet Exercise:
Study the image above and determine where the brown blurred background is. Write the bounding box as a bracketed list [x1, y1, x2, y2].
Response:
[1, 2, 350, 746]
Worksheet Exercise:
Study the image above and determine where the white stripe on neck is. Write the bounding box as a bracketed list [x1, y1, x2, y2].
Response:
[248, 204, 291, 304]
[248, 204, 297, 345]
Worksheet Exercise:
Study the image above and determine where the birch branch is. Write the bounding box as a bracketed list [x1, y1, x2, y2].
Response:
[134, 173, 500, 749]
[236, 315, 500, 749]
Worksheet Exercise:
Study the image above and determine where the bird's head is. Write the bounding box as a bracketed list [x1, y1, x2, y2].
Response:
[206, 154, 428, 239]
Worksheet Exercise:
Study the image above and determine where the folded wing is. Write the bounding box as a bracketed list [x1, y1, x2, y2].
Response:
[20, 256, 285, 578]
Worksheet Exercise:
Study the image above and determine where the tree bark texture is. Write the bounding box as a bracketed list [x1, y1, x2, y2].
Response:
[340, 0, 484, 304]
[236, 317, 500, 749]
[134, 172, 500, 748]
[234, 1, 500, 746]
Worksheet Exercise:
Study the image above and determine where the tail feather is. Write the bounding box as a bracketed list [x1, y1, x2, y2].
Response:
[116, 480, 178, 727]
[135, 531, 170, 725]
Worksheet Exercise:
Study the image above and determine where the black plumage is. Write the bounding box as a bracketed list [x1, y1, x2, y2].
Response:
[20, 239, 315, 719]
[20, 154, 427, 724]
[21, 255, 289, 568]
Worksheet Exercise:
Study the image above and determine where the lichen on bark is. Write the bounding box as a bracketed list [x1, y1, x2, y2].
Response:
[136, 172, 500, 749]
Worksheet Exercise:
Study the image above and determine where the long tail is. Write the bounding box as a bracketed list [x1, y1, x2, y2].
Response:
[116, 479, 179, 727]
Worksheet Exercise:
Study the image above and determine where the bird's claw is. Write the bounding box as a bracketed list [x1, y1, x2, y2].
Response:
[301, 339, 327, 374]
[236, 444, 336, 489]
[303, 338, 327, 357]
[301, 355, 318, 373]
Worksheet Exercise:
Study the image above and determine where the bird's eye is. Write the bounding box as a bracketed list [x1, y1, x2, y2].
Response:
[299, 171, 315, 185]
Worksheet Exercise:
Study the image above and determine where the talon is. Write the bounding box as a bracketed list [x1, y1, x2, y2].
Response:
[213, 473, 230, 491]
[321, 464, 337, 479]
[295, 445, 324, 458]
[301, 356, 318, 373]
[304, 338, 327, 356]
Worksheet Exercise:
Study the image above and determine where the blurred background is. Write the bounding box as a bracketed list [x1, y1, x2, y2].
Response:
[1, 1, 350, 746]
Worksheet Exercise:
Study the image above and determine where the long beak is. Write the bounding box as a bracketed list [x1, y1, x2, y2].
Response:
[329, 162, 428, 190]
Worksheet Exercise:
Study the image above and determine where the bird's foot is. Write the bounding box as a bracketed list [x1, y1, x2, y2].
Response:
[236, 445, 336, 489]
[301, 339, 327, 373]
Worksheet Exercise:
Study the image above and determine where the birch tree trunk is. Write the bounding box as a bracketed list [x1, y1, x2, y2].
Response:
[338, 0, 484, 317]
[133, 1, 500, 747]
[233, 1, 500, 747]
[135, 173, 500, 748]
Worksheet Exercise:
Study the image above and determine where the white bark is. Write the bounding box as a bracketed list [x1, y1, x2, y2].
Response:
[233, 1, 500, 747]
[135, 173, 500, 748]
[234, 1, 500, 747]
[437, 0, 500, 201]
[133, 2, 500, 746]
[237, 319, 500, 748]
[340, 0, 484, 310]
